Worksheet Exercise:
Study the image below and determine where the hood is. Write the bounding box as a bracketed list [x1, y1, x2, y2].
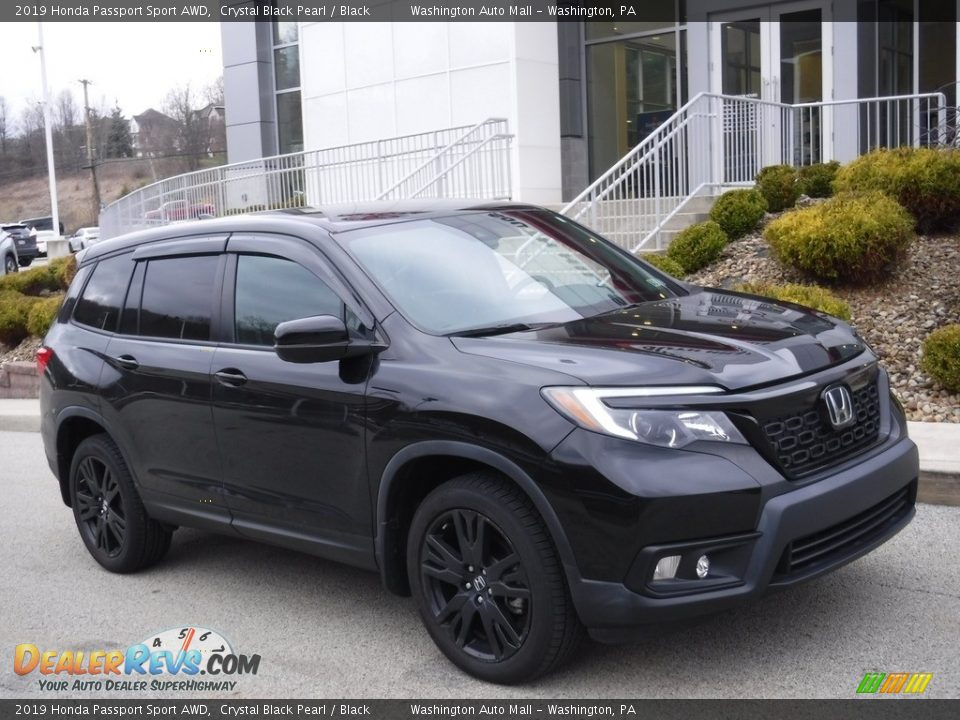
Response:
[451, 289, 867, 391]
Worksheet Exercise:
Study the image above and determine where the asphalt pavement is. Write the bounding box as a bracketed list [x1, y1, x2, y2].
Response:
[1, 430, 958, 699]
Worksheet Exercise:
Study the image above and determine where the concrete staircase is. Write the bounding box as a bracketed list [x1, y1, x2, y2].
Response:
[550, 193, 720, 254]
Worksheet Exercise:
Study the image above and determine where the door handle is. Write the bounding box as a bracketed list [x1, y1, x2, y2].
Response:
[214, 368, 247, 387]
[111, 354, 139, 370]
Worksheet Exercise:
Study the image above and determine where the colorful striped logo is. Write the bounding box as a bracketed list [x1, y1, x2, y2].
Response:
[857, 672, 933, 694]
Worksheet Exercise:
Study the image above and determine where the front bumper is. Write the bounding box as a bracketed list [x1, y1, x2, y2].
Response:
[567, 432, 918, 637]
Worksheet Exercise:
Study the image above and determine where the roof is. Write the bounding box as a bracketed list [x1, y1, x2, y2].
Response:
[84, 200, 540, 263]
[132, 108, 177, 124]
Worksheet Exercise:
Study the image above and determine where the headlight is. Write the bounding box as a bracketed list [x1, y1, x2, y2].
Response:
[541, 386, 746, 449]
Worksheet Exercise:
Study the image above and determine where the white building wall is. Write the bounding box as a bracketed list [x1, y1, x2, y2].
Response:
[299, 21, 562, 204]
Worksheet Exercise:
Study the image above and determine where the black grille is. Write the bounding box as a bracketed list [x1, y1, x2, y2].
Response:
[776, 484, 914, 578]
[760, 381, 880, 477]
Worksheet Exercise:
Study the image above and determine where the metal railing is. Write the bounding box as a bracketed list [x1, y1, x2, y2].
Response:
[562, 92, 948, 254]
[100, 119, 512, 239]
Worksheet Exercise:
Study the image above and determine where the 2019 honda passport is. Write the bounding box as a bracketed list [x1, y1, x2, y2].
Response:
[39, 202, 918, 683]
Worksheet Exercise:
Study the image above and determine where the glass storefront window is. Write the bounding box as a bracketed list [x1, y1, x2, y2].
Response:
[586, 31, 684, 179]
[273, 21, 298, 45]
[277, 91, 303, 155]
[274, 46, 300, 91]
[586, 21, 677, 41]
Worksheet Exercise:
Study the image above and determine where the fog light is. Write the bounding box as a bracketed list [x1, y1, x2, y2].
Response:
[696, 555, 710, 579]
[653, 555, 681, 580]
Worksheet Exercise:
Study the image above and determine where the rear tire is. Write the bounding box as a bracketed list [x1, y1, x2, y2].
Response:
[69, 434, 173, 573]
[18, 257, 33, 267]
[3, 254, 17, 274]
[407, 472, 583, 684]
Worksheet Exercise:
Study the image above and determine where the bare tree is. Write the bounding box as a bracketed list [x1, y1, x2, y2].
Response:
[0, 96, 8, 156]
[55, 89, 79, 130]
[54, 89, 83, 170]
[205, 76, 224, 107]
[163, 83, 205, 170]
[19, 102, 46, 169]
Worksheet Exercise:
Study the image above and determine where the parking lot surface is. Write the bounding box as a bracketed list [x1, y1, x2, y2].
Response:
[1, 430, 957, 699]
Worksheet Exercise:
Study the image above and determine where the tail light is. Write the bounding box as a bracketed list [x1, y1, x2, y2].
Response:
[36, 346, 53, 375]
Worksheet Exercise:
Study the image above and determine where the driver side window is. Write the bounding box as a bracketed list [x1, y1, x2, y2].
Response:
[234, 254, 343, 346]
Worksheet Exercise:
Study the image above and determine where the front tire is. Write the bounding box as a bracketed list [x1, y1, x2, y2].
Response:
[407, 472, 582, 684]
[69, 434, 172, 573]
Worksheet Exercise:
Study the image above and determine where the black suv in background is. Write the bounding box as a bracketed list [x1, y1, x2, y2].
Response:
[39, 203, 918, 683]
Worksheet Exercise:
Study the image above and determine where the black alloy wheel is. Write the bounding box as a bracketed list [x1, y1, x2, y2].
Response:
[74, 455, 127, 558]
[408, 472, 582, 684]
[69, 434, 173, 573]
[420, 508, 531, 662]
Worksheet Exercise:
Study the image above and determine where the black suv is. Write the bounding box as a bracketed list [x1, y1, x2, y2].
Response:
[39, 203, 918, 683]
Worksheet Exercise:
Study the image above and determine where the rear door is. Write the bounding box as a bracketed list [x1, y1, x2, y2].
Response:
[210, 233, 377, 567]
[99, 236, 230, 530]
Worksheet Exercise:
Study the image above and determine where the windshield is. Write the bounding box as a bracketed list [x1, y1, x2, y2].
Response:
[341, 209, 681, 335]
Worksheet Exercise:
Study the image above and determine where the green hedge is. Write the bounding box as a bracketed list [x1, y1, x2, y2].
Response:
[0, 255, 74, 346]
[833, 147, 960, 233]
[709, 188, 767, 239]
[756, 165, 800, 212]
[641, 253, 687, 278]
[763, 191, 914, 283]
[666, 221, 729, 274]
[797, 161, 840, 198]
[922, 325, 960, 392]
[734, 282, 851, 321]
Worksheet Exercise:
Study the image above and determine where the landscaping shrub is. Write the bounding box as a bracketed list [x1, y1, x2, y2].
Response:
[49, 255, 77, 289]
[755, 165, 800, 212]
[0, 293, 39, 347]
[641, 253, 686, 277]
[797, 161, 840, 198]
[666, 221, 729, 274]
[709, 188, 767, 239]
[764, 191, 914, 283]
[922, 325, 960, 392]
[26, 295, 64, 338]
[833, 147, 960, 233]
[734, 282, 851, 321]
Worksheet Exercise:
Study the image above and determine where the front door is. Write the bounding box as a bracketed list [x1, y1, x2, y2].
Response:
[211, 236, 375, 568]
[710, 2, 832, 170]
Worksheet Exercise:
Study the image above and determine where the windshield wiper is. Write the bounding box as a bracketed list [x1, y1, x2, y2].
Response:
[448, 322, 548, 338]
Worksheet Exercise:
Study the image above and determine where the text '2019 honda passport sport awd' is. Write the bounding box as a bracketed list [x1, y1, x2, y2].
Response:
[39, 203, 918, 683]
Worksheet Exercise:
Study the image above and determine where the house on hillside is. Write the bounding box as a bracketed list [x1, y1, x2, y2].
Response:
[130, 108, 179, 158]
[193, 103, 226, 156]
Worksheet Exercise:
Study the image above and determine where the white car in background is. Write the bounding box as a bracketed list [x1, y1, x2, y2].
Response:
[69, 227, 100, 252]
[33, 230, 57, 257]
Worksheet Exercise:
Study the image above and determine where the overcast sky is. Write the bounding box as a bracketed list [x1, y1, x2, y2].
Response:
[0, 22, 223, 127]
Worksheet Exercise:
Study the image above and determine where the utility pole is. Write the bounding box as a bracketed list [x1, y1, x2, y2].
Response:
[33, 22, 60, 240]
[79, 78, 102, 211]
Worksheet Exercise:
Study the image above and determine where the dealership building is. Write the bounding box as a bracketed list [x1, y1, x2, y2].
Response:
[220, 0, 959, 206]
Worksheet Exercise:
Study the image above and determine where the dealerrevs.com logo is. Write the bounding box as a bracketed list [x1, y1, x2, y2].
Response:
[14, 626, 261, 692]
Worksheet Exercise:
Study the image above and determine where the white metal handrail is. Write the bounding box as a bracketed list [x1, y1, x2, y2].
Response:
[99, 119, 513, 239]
[562, 91, 948, 254]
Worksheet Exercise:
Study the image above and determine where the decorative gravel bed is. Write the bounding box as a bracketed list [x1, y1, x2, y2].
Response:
[687, 222, 960, 423]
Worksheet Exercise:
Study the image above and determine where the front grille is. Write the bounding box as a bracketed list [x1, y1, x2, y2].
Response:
[760, 381, 880, 477]
[776, 484, 914, 579]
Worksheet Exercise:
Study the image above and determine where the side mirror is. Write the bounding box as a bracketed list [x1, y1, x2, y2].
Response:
[273, 315, 385, 364]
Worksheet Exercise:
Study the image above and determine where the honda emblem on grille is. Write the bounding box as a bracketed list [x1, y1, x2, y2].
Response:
[823, 385, 855, 429]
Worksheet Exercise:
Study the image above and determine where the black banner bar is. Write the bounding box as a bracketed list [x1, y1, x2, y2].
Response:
[1, 700, 959, 720]
[0, 0, 905, 23]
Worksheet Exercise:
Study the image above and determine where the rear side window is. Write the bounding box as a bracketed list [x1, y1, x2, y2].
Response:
[58, 264, 92, 323]
[234, 254, 343, 346]
[73, 255, 135, 332]
[139, 255, 219, 341]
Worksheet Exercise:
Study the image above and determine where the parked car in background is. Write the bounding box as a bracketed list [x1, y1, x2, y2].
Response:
[0, 229, 19, 275]
[33, 230, 58, 257]
[144, 200, 215, 223]
[0, 223, 38, 267]
[69, 227, 100, 252]
[20, 216, 65, 235]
